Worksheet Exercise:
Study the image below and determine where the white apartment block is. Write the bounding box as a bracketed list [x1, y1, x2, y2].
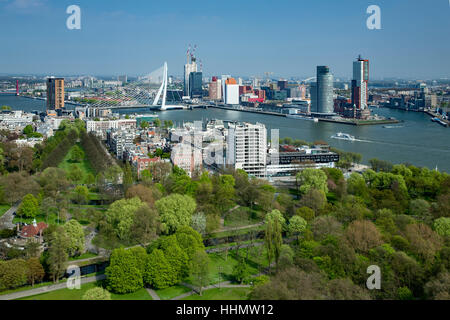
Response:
[227, 122, 267, 178]
[86, 119, 136, 139]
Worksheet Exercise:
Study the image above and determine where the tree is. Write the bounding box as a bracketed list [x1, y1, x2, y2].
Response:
[73, 185, 89, 205]
[424, 272, 450, 300]
[265, 209, 286, 228]
[191, 212, 206, 236]
[125, 184, 161, 206]
[47, 229, 70, 282]
[0, 172, 40, 205]
[288, 215, 307, 237]
[433, 217, 450, 237]
[159, 236, 189, 281]
[84, 173, 96, 185]
[17, 194, 39, 218]
[0, 259, 28, 291]
[409, 199, 431, 217]
[67, 164, 84, 183]
[404, 223, 442, 261]
[153, 118, 161, 127]
[327, 279, 371, 300]
[189, 250, 210, 295]
[123, 162, 134, 191]
[82, 287, 112, 300]
[26, 258, 45, 287]
[278, 245, 295, 270]
[38, 167, 70, 200]
[63, 220, 85, 257]
[232, 257, 251, 284]
[155, 194, 197, 234]
[106, 248, 144, 294]
[345, 220, 384, 253]
[369, 158, 393, 172]
[175, 226, 205, 261]
[299, 189, 327, 214]
[296, 169, 328, 195]
[140, 120, 149, 129]
[347, 173, 369, 200]
[295, 206, 315, 222]
[214, 174, 236, 212]
[150, 162, 172, 183]
[70, 145, 85, 163]
[250, 268, 327, 300]
[130, 204, 161, 245]
[265, 213, 283, 270]
[144, 249, 175, 289]
[105, 197, 144, 241]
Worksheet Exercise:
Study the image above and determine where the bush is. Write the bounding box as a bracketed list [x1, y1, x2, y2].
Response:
[82, 287, 111, 300]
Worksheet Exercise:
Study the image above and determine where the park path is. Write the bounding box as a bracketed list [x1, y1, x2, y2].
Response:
[146, 288, 161, 300]
[0, 202, 19, 230]
[0, 274, 106, 301]
[171, 281, 251, 300]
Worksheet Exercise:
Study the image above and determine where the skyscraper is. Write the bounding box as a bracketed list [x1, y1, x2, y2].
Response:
[189, 72, 203, 98]
[352, 56, 369, 110]
[184, 58, 197, 97]
[46, 77, 65, 110]
[316, 66, 334, 114]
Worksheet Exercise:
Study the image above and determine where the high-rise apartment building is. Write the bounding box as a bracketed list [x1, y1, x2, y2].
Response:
[224, 78, 239, 105]
[46, 77, 65, 110]
[189, 72, 203, 98]
[209, 77, 222, 100]
[352, 56, 369, 110]
[227, 122, 267, 178]
[310, 66, 334, 115]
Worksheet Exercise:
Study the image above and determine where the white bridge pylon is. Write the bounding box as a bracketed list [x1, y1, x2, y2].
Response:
[152, 62, 182, 111]
[153, 62, 168, 110]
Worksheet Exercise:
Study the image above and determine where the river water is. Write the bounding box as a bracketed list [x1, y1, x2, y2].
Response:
[1, 94, 449, 172]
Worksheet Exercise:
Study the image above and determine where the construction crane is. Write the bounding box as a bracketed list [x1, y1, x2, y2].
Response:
[264, 72, 274, 85]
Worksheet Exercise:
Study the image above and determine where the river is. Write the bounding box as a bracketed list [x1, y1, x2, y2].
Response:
[1, 94, 449, 172]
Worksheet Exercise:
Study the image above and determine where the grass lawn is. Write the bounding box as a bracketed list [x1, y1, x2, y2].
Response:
[206, 225, 265, 239]
[0, 204, 10, 218]
[155, 285, 192, 300]
[69, 252, 98, 261]
[12, 212, 64, 226]
[58, 143, 95, 180]
[182, 287, 251, 300]
[224, 207, 264, 228]
[185, 249, 266, 287]
[19, 281, 152, 300]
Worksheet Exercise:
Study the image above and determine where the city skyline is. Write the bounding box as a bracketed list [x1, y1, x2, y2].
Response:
[0, 0, 449, 79]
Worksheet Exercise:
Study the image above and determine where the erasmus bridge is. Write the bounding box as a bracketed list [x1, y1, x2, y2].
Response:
[86, 62, 184, 111]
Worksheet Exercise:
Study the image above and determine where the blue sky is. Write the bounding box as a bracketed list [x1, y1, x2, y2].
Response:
[0, 0, 449, 79]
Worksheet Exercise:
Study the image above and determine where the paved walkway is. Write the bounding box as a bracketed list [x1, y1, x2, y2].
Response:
[0, 274, 106, 300]
[0, 202, 19, 230]
[146, 288, 161, 300]
[172, 281, 250, 300]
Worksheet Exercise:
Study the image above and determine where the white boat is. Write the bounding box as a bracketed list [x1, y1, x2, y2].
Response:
[331, 132, 356, 141]
[286, 114, 319, 122]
